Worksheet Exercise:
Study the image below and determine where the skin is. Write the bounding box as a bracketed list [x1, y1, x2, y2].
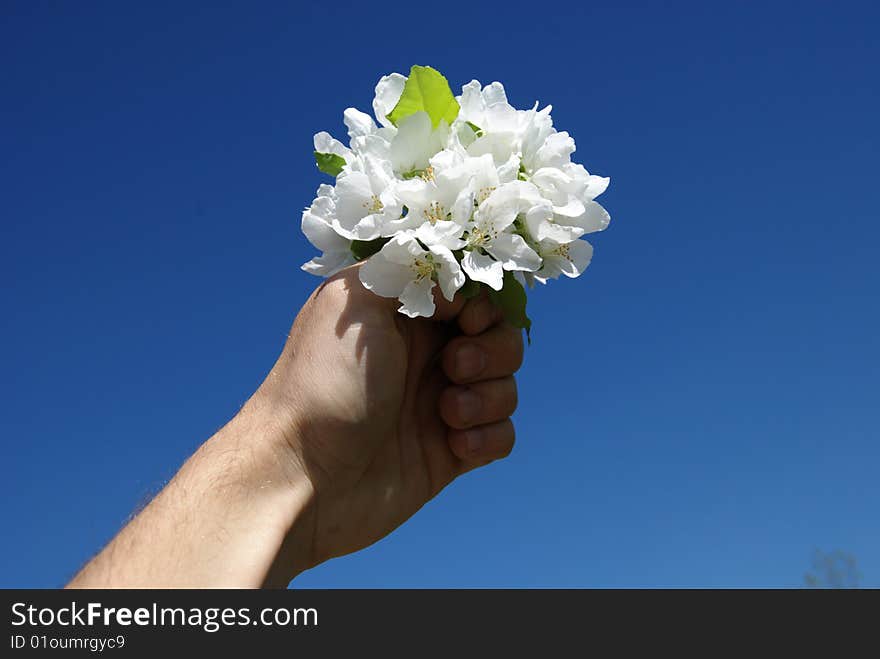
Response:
[67, 266, 523, 588]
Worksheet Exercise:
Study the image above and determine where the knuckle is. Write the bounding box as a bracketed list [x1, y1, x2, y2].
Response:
[315, 276, 349, 308]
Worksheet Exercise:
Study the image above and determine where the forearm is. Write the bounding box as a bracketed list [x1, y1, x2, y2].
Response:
[67, 397, 314, 588]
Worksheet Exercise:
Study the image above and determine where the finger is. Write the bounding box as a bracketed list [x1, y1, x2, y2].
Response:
[432, 287, 468, 323]
[448, 418, 515, 465]
[442, 324, 524, 384]
[457, 290, 504, 336]
[438, 377, 518, 430]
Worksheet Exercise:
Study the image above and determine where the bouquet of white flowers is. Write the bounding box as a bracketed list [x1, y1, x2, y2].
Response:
[301, 65, 611, 335]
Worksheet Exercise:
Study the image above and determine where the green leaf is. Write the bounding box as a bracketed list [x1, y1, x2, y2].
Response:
[458, 277, 482, 300]
[488, 271, 532, 343]
[465, 121, 484, 137]
[350, 237, 388, 261]
[387, 65, 460, 129]
[314, 152, 346, 177]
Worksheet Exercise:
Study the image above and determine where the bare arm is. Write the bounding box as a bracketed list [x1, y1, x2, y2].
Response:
[68, 268, 522, 588]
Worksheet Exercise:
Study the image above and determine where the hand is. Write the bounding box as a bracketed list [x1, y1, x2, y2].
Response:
[67, 265, 524, 588]
[257, 265, 524, 580]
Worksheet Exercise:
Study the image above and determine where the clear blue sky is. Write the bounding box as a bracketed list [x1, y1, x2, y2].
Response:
[2, 1, 878, 588]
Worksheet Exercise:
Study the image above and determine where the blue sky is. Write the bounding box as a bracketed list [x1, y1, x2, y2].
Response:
[2, 1, 878, 588]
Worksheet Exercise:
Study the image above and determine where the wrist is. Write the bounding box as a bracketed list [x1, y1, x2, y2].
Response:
[206, 395, 318, 584]
[67, 381, 318, 588]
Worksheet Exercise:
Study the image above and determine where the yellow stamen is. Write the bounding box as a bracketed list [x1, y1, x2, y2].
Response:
[362, 195, 384, 213]
[476, 185, 496, 204]
[411, 257, 435, 281]
[422, 201, 445, 224]
[468, 224, 498, 247]
[552, 243, 571, 260]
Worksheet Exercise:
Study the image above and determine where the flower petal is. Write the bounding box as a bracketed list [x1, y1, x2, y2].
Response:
[486, 232, 542, 272]
[373, 73, 406, 128]
[496, 153, 521, 183]
[382, 232, 425, 265]
[559, 239, 593, 277]
[416, 221, 466, 250]
[537, 239, 593, 279]
[536, 221, 584, 243]
[585, 175, 610, 199]
[313, 131, 353, 162]
[390, 111, 446, 174]
[302, 205, 347, 252]
[359, 251, 412, 297]
[343, 108, 377, 140]
[462, 250, 504, 291]
[350, 133, 392, 161]
[578, 200, 611, 233]
[301, 251, 354, 277]
[451, 186, 475, 226]
[478, 180, 538, 232]
[535, 131, 575, 168]
[552, 197, 586, 218]
[395, 177, 431, 210]
[466, 131, 517, 166]
[333, 171, 384, 240]
[381, 214, 421, 237]
[458, 80, 485, 124]
[429, 245, 465, 301]
[398, 277, 436, 318]
[482, 81, 508, 107]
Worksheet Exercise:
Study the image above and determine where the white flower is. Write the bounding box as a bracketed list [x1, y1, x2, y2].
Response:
[359, 232, 465, 318]
[300, 67, 613, 321]
[386, 149, 475, 241]
[413, 220, 468, 251]
[460, 181, 544, 290]
[343, 108, 449, 178]
[341, 108, 396, 164]
[518, 104, 558, 174]
[458, 81, 525, 166]
[522, 128, 574, 174]
[332, 155, 401, 241]
[345, 68, 407, 140]
[532, 163, 610, 208]
[458, 81, 560, 177]
[342, 71, 405, 161]
[534, 238, 594, 281]
[343, 107, 379, 140]
[342, 71, 448, 177]
[457, 79, 511, 129]
[301, 185, 354, 277]
[442, 152, 506, 204]
[526, 164, 611, 242]
[514, 105, 613, 241]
